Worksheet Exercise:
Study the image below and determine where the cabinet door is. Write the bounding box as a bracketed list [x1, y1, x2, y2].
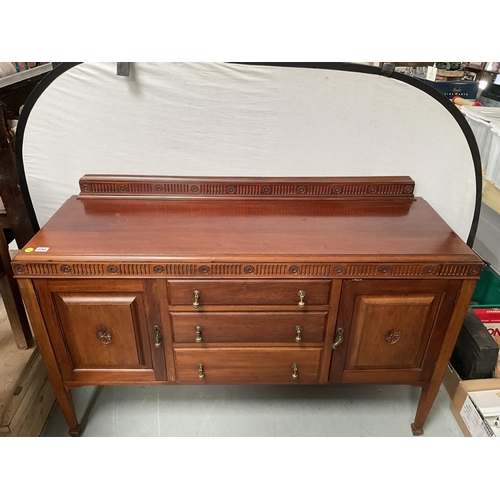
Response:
[329, 279, 461, 384]
[35, 279, 166, 384]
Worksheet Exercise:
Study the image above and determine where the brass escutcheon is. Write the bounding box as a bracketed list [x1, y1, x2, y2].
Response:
[297, 290, 306, 308]
[292, 363, 299, 380]
[198, 364, 205, 379]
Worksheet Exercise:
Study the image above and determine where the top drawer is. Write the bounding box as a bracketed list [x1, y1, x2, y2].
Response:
[168, 279, 331, 307]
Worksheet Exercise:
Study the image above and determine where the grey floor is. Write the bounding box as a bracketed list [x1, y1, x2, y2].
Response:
[41, 382, 463, 437]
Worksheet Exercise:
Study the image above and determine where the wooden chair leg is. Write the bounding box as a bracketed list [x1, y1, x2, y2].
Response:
[0, 230, 33, 349]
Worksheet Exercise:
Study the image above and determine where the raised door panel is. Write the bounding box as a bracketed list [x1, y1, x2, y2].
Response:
[35, 279, 164, 384]
[346, 294, 437, 370]
[329, 279, 461, 384]
[54, 293, 148, 370]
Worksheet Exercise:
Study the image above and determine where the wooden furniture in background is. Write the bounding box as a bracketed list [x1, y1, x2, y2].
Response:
[13, 175, 482, 436]
[0, 105, 34, 349]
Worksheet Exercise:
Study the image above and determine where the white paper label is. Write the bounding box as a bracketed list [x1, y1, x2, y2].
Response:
[460, 396, 495, 437]
[34, 247, 49, 252]
[426, 66, 437, 82]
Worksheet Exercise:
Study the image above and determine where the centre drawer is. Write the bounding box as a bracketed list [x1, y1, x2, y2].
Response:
[168, 279, 331, 307]
[171, 311, 327, 343]
[174, 347, 323, 383]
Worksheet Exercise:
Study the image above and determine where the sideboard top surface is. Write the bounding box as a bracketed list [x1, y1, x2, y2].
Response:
[13, 195, 478, 263]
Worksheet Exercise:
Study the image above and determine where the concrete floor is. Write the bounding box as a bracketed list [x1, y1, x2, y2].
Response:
[42, 382, 463, 437]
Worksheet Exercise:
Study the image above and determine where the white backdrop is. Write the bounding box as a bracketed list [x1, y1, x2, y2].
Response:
[21, 62, 477, 242]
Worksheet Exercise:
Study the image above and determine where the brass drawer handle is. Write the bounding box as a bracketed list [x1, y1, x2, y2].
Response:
[297, 290, 306, 308]
[295, 325, 303, 342]
[198, 364, 205, 379]
[154, 325, 163, 348]
[195, 326, 203, 343]
[193, 290, 201, 309]
[332, 327, 344, 349]
[292, 363, 299, 380]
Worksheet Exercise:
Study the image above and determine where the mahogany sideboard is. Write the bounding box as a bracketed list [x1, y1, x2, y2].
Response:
[12, 175, 482, 436]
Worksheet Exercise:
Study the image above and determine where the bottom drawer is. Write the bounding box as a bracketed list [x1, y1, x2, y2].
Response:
[174, 347, 323, 384]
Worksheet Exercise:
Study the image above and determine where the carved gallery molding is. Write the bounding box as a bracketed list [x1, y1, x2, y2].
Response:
[78, 175, 415, 199]
[13, 261, 482, 278]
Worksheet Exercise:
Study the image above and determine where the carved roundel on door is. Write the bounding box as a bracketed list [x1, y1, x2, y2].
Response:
[385, 329, 400, 344]
[96, 328, 113, 345]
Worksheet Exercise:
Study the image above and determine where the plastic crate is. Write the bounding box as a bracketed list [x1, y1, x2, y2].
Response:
[471, 268, 500, 309]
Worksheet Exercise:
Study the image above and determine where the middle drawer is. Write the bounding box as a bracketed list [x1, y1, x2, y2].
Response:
[171, 311, 327, 343]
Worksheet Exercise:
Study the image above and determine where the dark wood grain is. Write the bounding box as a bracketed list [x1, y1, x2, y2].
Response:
[12, 196, 476, 264]
[17, 279, 79, 436]
[411, 279, 477, 434]
[168, 279, 331, 307]
[330, 279, 461, 385]
[34, 279, 160, 384]
[174, 347, 322, 383]
[171, 311, 327, 343]
[78, 174, 415, 201]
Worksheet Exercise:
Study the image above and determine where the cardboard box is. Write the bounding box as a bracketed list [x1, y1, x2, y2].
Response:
[451, 379, 500, 437]
[443, 363, 462, 399]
